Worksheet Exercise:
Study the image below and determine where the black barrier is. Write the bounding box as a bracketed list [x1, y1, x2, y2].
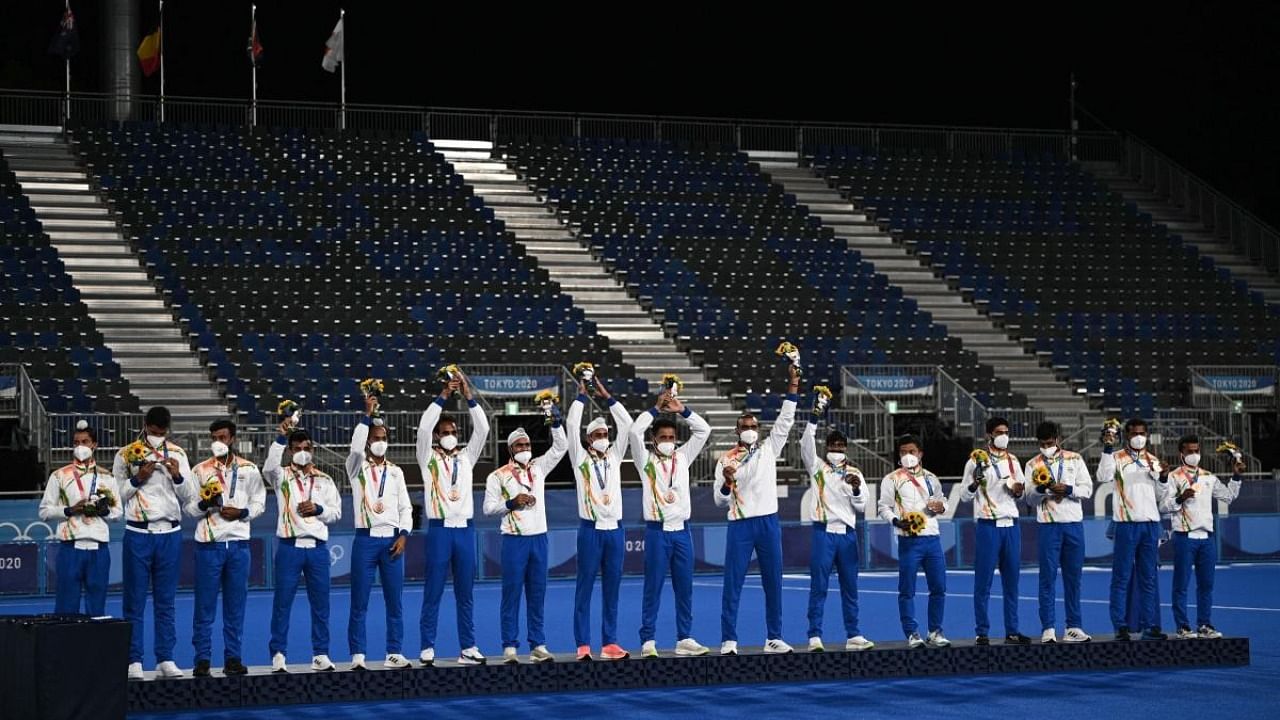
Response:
[126, 637, 1249, 713]
[0, 614, 129, 720]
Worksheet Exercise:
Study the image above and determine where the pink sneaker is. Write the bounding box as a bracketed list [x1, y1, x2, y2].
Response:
[601, 643, 630, 660]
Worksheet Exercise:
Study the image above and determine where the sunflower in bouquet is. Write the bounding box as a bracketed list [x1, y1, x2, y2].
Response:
[360, 378, 385, 418]
[435, 364, 461, 389]
[278, 398, 300, 419]
[1101, 417, 1122, 446]
[572, 362, 596, 391]
[968, 449, 992, 486]
[1031, 465, 1052, 489]
[86, 486, 116, 517]
[812, 385, 832, 417]
[122, 440, 150, 467]
[775, 340, 802, 376]
[901, 511, 928, 536]
[535, 389, 560, 426]
[661, 374, 683, 397]
[199, 479, 224, 506]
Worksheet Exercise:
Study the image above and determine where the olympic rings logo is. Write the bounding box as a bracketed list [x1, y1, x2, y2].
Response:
[0, 521, 56, 542]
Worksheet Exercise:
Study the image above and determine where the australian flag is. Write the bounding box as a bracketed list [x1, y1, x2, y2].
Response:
[48, 8, 80, 60]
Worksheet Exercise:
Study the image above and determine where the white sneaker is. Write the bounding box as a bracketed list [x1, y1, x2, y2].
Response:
[641, 640, 659, 658]
[127, 662, 145, 681]
[419, 647, 436, 666]
[350, 653, 367, 671]
[459, 647, 486, 665]
[1176, 627, 1199, 640]
[674, 638, 709, 656]
[271, 652, 288, 672]
[384, 653, 410, 669]
[530, 645, 554, 663]
[808, 636, 826, 653]
[503, 647, 519, 664]
[156, 661, 184, 679]
[907, 632, 925, 649]
[925, 630, 951, 648]
[1198, 625, 1223, 639]
[311, 655, 335, 671]
[720, 640, 739, 656]
[764, 639, 793, 654]
[1041, 628, 1057, 644]
[1063, 627, 1092, 643]
[845, 636, 875, 651]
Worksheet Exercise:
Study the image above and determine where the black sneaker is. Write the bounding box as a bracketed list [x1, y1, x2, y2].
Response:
[224, 658, 248, 676]
[975, 635, 990, 646]
[1116, 628, 1131, 642]
[193, 660, 211, 677]
[1142, 628, 1168, 641]
[1005, 633, 1032, 645]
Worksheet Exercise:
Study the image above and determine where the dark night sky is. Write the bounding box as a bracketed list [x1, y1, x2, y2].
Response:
[2, 1, 1278, 225]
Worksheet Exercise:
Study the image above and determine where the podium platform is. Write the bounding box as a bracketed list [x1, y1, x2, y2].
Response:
[127, 636, 1250, 713]
[0, 614, 130, 720]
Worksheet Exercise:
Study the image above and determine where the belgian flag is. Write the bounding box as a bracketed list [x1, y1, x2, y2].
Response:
[137, 27, 161, 77]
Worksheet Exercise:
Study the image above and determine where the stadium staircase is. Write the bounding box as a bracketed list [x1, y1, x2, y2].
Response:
[752, 150, 1098, 434]
[1082, 160, 1280, 309]
[0, 125, 228, 429]
[437, 139, 740, 430]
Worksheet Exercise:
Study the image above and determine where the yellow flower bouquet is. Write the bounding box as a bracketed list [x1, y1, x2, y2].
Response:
[122, 440, 150, 467]
[535, 389, 560, 426]
[1031, 465, 1052, 488]
[812, 385, 832, 416]
[775, 340, 802, 376]
[902, 511, 927, 536]
[661, 373, 682, 397]
[199, 479, 223, 505]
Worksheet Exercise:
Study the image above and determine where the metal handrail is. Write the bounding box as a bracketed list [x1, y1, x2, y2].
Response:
[0, 365, 48, 470]
[1189, 365, 1279, 412]
[935, 366, 990, 439]
[836, 369, 896, 455]
[0, 89, 1124, 160]
[1123, 135, 1280, 277]
[1186, 366, 1238, 412]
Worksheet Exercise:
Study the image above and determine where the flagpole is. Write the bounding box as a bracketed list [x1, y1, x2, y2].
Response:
[158, 0, 165, 123]
[339, 8, 346, 132]
[251, 3, 257, 127]
[64, 1, 71, 124]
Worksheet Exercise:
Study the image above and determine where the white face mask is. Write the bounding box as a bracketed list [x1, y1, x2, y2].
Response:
[826, 452, 846, 466]
[513, 450, 532, 465]
[1183, 453, 1201, 467]
[73, 445, 94, 462]
[291, 450, 312, 467]
[211, 441, 230, 458]
[991, 434, 1010, 450]
[656, 441, 677, 456]
[1040, 445, 1059, 458]
[591, 438, 610, 453]
[739, 429, 759, 445]
[1129, 434, 1148, 451]
[900, 453, 920, 469]
[439, 434, 459, 451]
[147, 434, 166, 448]
[369, 440, 389, 457]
